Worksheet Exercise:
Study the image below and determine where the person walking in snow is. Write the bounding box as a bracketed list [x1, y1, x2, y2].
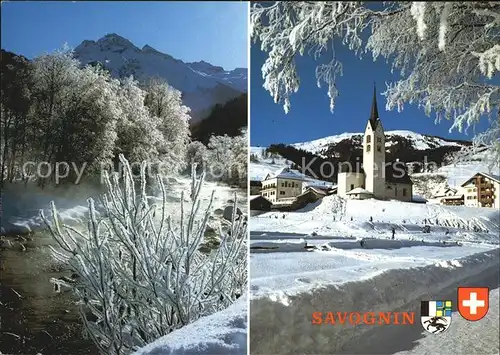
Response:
[369, 216, 373, 222]
[391, 227, 395, 240]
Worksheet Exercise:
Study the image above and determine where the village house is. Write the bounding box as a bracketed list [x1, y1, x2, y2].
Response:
[430, 187, 464, 206]
[337, 86, 413, 201]
[461, 172, 500, 208]
[249, 195, 272, 212]
[260, 167, 307, 203]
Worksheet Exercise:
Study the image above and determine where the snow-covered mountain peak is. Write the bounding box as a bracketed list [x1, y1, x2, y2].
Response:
[97, 33, 138, 49]
[73, 33, 247, 122]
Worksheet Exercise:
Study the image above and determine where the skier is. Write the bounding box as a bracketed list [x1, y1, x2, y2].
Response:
[369, 216, 373, 222]
[391, 227, 395, 240]
[445, 228, 450, 235]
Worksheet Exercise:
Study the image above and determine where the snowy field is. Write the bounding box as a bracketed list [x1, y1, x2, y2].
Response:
[249, 194, 500, 354]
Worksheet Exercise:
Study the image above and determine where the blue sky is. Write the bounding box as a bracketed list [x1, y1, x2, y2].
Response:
[1, 1, 248, 70]
[250, 43, 492, 146]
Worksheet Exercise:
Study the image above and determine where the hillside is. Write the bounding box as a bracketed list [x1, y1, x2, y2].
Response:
[191, 94, 247, 145]
[73, 33, 247, 122]
[292, 130, 471, 156]
[251, 130, 476, 183]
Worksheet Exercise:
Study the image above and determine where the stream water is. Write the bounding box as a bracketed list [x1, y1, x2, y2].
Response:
[0, 231, 97, 355]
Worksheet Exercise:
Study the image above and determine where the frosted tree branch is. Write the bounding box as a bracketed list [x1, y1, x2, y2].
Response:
[251, 1, 500, 157]
[40, 154, 247, 354]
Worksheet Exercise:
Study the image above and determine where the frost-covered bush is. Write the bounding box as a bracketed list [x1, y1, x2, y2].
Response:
[41, 154, 247, 354]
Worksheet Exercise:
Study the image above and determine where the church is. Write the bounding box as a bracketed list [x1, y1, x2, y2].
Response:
[336, 87, 413, 202]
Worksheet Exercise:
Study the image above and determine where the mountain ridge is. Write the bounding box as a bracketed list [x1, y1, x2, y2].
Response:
[251, 130, 473, 182]
[73, 33, 247, 122]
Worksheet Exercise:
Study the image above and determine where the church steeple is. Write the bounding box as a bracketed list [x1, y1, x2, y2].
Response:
[369, 83, 380, 129]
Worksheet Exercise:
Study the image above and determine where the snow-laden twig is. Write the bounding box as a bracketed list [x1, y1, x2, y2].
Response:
[40, 154, 247, 355]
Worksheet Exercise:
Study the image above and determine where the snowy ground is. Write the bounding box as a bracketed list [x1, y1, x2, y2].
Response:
[249, 194, 500, 354]
[133, 296, 247, 355]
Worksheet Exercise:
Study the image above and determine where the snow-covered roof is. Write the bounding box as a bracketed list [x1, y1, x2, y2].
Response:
[303, 181, 336, 190]
[346, 187, 373, 195]
[441, 195, 464, 200]
[303, 187, 327, 195]
[249, 195, 262, 201]
[460, 172, 500, 186]
[481, 172, 500, 183]
[264, 167, 308, 181]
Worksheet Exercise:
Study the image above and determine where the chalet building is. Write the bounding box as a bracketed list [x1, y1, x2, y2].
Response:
[461, 172, 500, 208]
[260, 168, 306, 203]
[337, 86, 413, 201]
[431, 187, 464, 206]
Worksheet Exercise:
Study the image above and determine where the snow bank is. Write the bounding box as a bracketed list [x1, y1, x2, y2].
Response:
[133, 297, 247, 355]
[249, 248, 499, 354]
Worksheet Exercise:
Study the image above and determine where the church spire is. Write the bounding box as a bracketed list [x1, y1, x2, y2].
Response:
[369, 82, 380, 129]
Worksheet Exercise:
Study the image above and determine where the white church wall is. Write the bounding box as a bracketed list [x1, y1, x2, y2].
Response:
[337, 172, 365, 198]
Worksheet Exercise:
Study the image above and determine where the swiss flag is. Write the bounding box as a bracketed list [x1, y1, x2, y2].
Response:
[457, 287, 489, 321]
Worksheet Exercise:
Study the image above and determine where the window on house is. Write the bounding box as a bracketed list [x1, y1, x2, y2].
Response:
[377, 146, 381, 152]
[395, 187, 398, 196]
[350, 184, 354, 190]
[280, 191, 285, 195]
[366, 136, 371, 143]
[282, 183, 285, 187]
[403, 188, 407, 196]
[367, 144, 371, 152]
[377, 137, 382, 143]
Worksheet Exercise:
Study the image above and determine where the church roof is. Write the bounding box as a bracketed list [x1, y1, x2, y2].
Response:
[385, 161, 413, 185]
[346, 187, 373, 195]
[368, 83, 380, 130]
[264, 167, 308, 181]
